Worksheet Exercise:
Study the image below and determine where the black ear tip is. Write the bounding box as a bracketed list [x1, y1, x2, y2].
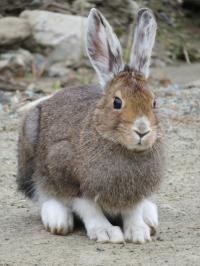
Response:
[89, 8, 105, 27]
[137, 8, 154, 22]
[89, 8, 98, 20]
[89, 8, 102, 18]
[90, 8, 97, 15]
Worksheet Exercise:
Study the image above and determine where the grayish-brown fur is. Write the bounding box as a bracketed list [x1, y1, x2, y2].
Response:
[17, 7, 165, 213]
[17, 84, 164, 211]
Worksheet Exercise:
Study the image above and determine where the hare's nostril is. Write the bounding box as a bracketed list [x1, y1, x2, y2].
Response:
[134, 130, 150, 139]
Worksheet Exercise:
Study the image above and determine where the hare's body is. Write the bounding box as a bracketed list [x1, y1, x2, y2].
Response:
[17, 8, 165, 244]
[18, 85, 164, 211]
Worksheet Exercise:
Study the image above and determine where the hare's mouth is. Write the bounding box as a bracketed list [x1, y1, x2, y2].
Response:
[120, 129, 157, 152]
[121, 139, 154, 152]
[134, 142, 153, 152]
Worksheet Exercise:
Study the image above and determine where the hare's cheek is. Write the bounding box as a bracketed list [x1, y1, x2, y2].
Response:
[142, 131, 156, 147]
[124, 133, 138, 149]
[150, 130, 157, 145]
[115, 128, 136, 150]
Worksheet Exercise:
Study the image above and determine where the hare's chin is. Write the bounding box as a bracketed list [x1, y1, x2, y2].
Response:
[122, 139, 155, 152]
[127, 143, 153, 152]
[133, 144, 153, 152]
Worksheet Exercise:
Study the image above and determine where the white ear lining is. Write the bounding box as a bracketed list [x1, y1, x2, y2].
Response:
[130, 8, 157, 78]
[86, 8, 124, 87]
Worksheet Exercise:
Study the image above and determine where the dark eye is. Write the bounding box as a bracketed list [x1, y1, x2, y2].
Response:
[153, 99, 156, 109]
[113, 97, 122, 109]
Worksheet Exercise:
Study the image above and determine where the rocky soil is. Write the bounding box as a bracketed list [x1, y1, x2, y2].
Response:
[0, 64, 200, 265]
[0, 0, 200, 92]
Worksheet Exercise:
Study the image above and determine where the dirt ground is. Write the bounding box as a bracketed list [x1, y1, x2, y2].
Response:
[0, 64, 200, 266]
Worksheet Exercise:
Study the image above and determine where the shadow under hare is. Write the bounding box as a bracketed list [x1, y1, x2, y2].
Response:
[17, 8, 165, 243]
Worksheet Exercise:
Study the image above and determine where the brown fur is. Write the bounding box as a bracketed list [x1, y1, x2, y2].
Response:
[17, 71, 165, 212]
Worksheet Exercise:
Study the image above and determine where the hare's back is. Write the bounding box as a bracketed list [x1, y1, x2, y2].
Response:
[39, 85, 101, 143]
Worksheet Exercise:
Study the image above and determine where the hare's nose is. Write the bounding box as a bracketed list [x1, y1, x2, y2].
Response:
[134, 130, 150, 139]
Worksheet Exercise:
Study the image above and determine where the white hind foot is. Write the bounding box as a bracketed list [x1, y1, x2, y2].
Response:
[72, 198, 124, 243]
[41, 199, 74, 235]
[122, 200, 158, 244]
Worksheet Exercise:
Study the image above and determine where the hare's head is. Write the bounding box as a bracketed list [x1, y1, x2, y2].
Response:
[87, 8, 159, 151]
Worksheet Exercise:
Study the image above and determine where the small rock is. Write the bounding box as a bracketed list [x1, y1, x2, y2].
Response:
[26, 84, 36, 98]
[48, 63, 71, 77]
[0, 91, 10, 105]
[0, 49, 34, 77]
[0, 17, 31, 46]
[151, 58, 166, 68]
[129, 0, 140, 16]
[32, 53, 47, 76]
[96, 247, 105, 252]
[156, 236, 164, 241]
[47, 36, 83, 66]
[20, 10, 87, 46]
[0, 103, 3, 112]
[186, 79, 200, 88]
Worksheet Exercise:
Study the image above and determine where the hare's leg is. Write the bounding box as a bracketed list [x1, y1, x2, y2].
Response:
[72, 198, 124, 243]
[122, 200, 158, 244]
[38, 193, 74, 235]
[38, 141, 78, 235]
[142, 199, 158, 235]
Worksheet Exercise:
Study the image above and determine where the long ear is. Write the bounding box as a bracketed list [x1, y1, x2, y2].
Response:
[86, 8, 124, 87]
[130, 8, 157, 78]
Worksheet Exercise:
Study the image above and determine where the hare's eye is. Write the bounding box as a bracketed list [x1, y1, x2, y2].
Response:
[153, 99, 156, 109]
[113, 97, 122, 109]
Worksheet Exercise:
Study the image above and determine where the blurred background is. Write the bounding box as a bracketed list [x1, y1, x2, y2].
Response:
[0, 0, 200, 111]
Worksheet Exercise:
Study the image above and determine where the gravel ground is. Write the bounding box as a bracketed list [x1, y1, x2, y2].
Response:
[0, 65, 200, 266]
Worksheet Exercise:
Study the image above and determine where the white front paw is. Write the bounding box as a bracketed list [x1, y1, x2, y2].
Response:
[124, 222, 151, 244]
[142, 200, 158, 235]
[41, 199, 74, 235]
[88, 224, 124, 243]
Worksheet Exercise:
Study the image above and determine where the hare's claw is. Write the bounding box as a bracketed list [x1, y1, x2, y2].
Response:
[88, 225, 124, 243]
[41, 199, 74, 235]
[123, 200, 158, 244]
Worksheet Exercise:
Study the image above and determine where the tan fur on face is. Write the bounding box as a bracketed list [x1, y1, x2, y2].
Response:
[94, 71, 158, 151]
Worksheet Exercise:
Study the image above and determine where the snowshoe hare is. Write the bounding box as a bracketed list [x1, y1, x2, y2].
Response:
[17, 8, 165, 244]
